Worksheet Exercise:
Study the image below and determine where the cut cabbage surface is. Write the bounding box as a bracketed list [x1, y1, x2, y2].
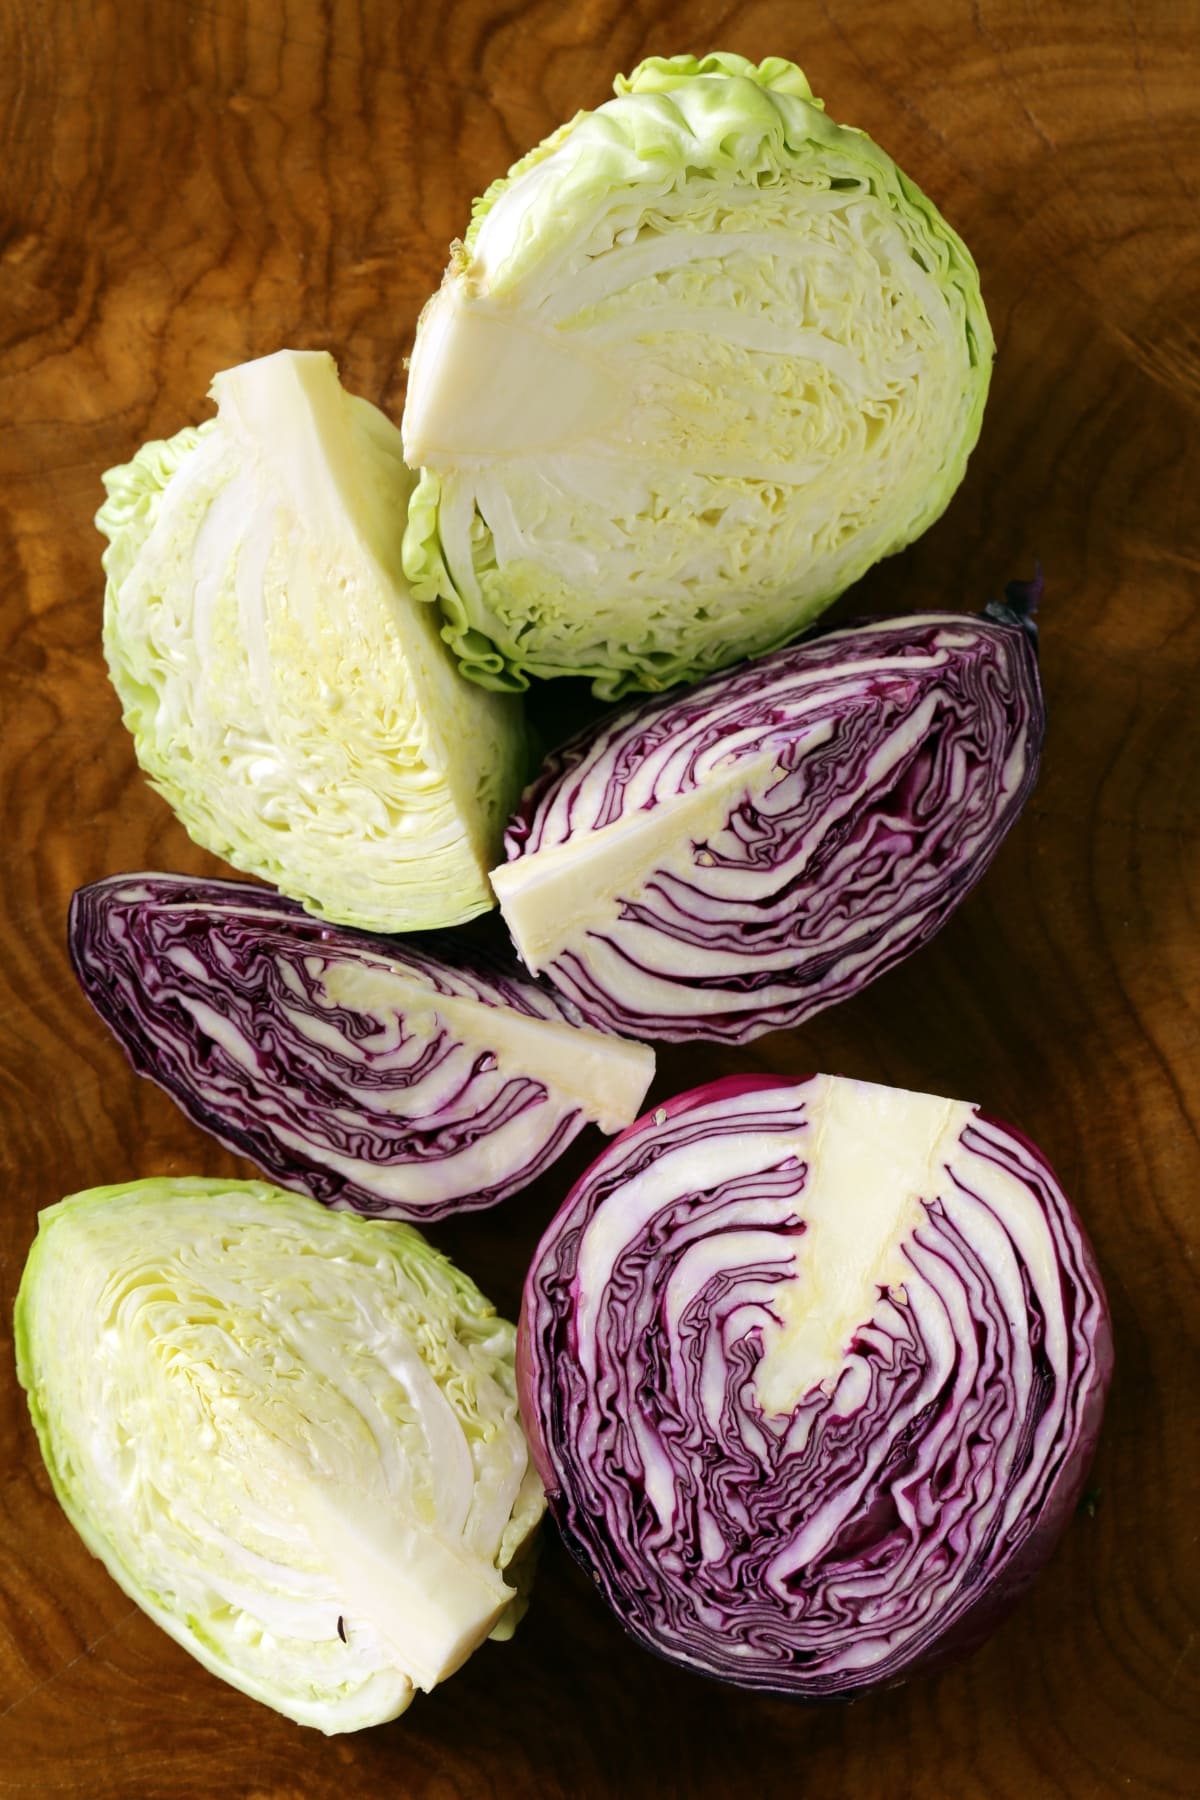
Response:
[99, 349, 526, 931]
[403, 53, 993, 698]
[15, 1178, 545, 1732]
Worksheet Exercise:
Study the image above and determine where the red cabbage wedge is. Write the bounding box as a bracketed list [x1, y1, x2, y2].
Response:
[519, 1073, 1112, 1696]
[69, 874, 653, 1221]
[492, 586, 1043, 1044]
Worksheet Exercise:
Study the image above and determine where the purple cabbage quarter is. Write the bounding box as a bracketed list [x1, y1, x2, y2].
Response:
[69, 873, 653, 1221]
[519, 1072, 1112, 1697]
[493, 587, 1044, 1044]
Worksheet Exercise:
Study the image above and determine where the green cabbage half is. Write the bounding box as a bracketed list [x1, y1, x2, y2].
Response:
[14, 1178, 544, 1733]
[402, 53, 993, 699]
[99, 350, 526, 932]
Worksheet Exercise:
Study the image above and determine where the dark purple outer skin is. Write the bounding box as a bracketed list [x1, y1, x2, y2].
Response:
[517, 1074, 1113, 1698]
[502, 597, 1045, 1045]
[68, 872, 603, 1222]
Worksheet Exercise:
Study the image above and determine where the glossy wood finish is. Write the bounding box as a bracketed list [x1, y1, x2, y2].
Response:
[1, 3, 1197, 1792]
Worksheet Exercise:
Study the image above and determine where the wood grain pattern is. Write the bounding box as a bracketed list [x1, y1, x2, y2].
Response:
[1, 2, 1197, 1793]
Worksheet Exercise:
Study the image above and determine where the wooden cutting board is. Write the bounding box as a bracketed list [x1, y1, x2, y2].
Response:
[1, 3, 1195, 1794]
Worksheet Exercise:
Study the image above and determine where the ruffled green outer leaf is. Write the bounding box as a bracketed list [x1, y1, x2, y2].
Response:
[99, 350, 527, 932]
[402, 54, 993, 699]
[14, 1178, 544, 1733]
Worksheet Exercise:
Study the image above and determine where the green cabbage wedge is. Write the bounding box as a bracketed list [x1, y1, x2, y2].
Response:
[98, 350, 526, 932]
[14, 1178, 545, 1733]
[402, 53, 993, 699]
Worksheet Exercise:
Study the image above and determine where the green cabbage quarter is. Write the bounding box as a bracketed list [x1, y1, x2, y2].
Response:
[98, 350, 526, 932]
[402, 53, 993, 698]
[14, 1178, 545, 1733]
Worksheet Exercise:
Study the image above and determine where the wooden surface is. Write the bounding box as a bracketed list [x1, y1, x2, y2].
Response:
[1, 2, 1197, 1793]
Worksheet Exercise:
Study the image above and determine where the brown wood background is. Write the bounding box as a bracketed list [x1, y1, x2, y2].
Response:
[1, 2, 1197, 1793]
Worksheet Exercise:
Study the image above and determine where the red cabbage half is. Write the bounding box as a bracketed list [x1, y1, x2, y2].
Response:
[518, 1073, 1112, 1696]
[493, 590, 1043, 1044]
[69, 874, 654, 1221]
